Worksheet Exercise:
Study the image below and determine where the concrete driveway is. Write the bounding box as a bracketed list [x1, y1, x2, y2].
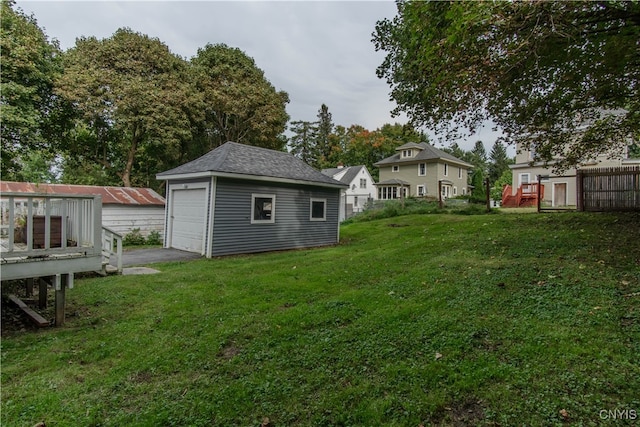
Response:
[111, 248, 201, 268]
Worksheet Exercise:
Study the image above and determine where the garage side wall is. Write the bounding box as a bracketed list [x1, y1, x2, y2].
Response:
[212, 178, 341, 256]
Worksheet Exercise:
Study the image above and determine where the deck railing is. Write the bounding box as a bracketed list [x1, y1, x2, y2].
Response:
[101, 225, 123, 274]
[1, 192, 102, 260]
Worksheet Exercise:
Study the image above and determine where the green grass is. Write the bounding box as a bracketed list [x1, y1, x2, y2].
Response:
[2, 212, 639, 426]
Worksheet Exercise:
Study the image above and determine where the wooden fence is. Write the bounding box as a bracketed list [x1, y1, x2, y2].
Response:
[577, 166, 640, 212]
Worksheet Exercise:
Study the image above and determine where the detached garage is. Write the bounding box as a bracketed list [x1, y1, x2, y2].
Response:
[156, 141, 347, 257]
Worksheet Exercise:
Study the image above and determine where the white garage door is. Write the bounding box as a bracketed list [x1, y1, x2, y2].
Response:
[170, 188, 207, 253]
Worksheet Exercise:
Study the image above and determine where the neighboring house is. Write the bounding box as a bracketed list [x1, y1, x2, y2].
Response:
[156, 141, 348, 257]
[374, 142, 473, 200]
[0, 182, 165, 237]
[505, 144, 640, 208]
[321, 165, 376, 221]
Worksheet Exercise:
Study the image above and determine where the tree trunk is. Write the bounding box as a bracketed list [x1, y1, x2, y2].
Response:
[122, 135, 139, 188]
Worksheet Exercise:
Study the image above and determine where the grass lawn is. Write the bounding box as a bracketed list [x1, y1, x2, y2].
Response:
[2, 211, 639, 426]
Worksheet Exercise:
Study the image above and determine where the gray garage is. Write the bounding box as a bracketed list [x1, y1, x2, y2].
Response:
[156, 141, 347, 257]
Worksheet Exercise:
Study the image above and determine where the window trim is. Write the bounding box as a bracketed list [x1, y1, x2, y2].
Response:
[443, 163, 449, 176]
[251, 193, 276, 224]
[418, 163, 426, 176]
[310, 198, 327, 221]
[392, 165, 400, 173]
[417, 185, 425, 197]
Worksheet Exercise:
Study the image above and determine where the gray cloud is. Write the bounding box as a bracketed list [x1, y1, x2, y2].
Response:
[17, 0, 505, 153]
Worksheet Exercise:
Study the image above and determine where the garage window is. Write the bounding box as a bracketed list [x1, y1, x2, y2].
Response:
[310, 198, 326, 221]
[251, 194, 275, 224]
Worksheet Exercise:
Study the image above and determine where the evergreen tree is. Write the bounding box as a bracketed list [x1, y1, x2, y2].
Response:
[288, 120, 318, 166]
[315, 104, 335, 169]
[488, 140, 512, 183]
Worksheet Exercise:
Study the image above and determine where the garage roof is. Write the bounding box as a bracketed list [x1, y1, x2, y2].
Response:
[157, 141, 347, 188]
[0, 182, 165, 206]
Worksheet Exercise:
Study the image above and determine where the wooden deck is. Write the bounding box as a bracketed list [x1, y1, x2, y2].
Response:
[1, 192, 103, 325]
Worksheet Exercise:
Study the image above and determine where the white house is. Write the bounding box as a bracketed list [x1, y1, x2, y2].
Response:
[321, 165, 376, 221]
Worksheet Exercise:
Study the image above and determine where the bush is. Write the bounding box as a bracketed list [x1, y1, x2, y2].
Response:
[123, 228, 146, 246]
[146, 230, 162, 246]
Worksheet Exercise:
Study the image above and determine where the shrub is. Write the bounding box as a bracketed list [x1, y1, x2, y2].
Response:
[146, 230, 162, 246]
[123, 228, 146, 246]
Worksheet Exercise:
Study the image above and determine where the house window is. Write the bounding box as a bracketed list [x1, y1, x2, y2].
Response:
[453, 187, 458, 196]
[392, 165, 399, 173]
[444, 164, 448, 176]
[251, 194, 275, 224]
[417, 185, 425, 196]
[360, 178, 366, 189]
[310, 198, 326, 221]
[458, 167, 462, 179]
[418, 163, 426, 176]
[402, 149, 413, 158]
[379, 186, 398, 200]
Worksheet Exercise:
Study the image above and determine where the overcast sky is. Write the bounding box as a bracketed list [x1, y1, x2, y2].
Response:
[16, 0, 505, 153]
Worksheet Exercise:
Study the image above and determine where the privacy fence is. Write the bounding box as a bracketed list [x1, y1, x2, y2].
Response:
[576, 166, 640, 212]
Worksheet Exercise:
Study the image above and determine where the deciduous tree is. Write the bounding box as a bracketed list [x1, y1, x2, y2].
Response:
[56, 28, 199, 187]
[0, 0, 67, 181]
[373, 1, 640, 170]
[192, 44, 289, 152]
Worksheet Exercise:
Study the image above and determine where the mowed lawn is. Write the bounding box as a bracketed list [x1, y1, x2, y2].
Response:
[2, 211, 639, 426]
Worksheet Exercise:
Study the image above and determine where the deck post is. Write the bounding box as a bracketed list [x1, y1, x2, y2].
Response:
[38, 278, 48, 309]
[26, 278, 34, 297]
[54, 274, 68, 326]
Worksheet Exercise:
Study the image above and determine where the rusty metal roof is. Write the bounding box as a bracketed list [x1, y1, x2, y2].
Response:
[0, 182, 165, 206]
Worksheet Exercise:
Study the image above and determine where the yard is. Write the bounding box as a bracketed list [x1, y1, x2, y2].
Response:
[1, 211, 639, 426]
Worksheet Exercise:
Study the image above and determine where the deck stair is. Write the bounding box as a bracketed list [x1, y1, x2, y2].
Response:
[501, 183, 544, 208]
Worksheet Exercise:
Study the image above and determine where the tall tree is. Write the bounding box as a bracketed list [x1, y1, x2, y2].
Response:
[488, 141, 512, 184]
[288, 120, 318, 165]
[373, 1, 640, 171]
[56, 28, 199, 187]
[314, 104, 334, 169]
[0, 0, 67, 181]
[192, 44, 290, 152]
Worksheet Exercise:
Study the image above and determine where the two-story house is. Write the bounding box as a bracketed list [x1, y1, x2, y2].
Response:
[374, 142, 473, 200]
[321, 165, 377, 221]
[506, 142, 640, 208]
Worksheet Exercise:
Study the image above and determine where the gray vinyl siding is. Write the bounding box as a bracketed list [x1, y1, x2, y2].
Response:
[212, 178, 340, 256]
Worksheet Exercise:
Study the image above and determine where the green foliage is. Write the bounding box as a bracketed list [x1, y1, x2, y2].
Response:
[344, 198, 491, 223]
[122, 228, 146, 246]
[373, 1, 640, 171]
[0, 0, 67, 181]
[470, 169, 487, 203]
[491, 169, 513, 202]
[488, 141, 512, 184]
[2, 213, 638, 425]
[145, 230, 162, 246]
[191, 43, 290, 152]
[57, 28, 199, 188]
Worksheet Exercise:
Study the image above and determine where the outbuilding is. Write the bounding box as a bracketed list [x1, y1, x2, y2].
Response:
[0, 181, 165, 238]
[156, 141, 347, 257]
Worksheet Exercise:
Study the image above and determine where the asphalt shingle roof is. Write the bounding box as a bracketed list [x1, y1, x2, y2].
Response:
[157, 141, 346, 187]
[321, 165, 365, 185]
[374, 142, 473, 167]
